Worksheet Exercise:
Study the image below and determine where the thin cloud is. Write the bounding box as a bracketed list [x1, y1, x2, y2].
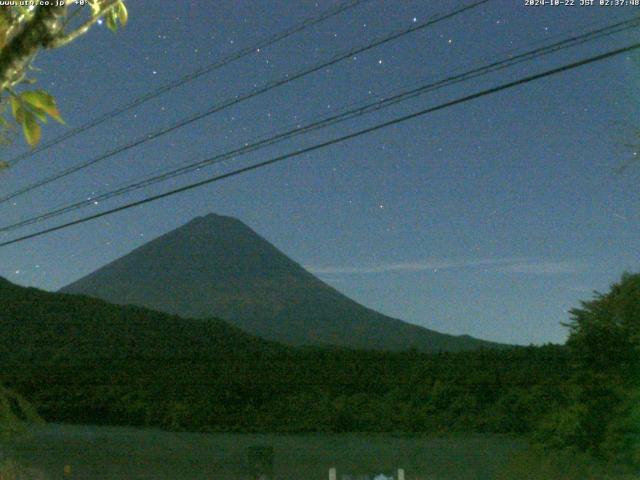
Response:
[308, 258, 585, 276]
[498, 261, 585, 275]
[308, 258, 523, 275]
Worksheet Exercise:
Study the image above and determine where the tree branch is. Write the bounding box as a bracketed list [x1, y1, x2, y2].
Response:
[0, 6, 67, 92]
[49, 0, 120, 49]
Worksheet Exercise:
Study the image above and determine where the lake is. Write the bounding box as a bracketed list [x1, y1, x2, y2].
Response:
[3, 424, 527, 479]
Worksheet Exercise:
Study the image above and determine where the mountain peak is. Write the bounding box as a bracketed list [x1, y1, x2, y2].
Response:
[176, 213, 258, 239]
[61, 215, 503, 352]
[193, 212, 236, 223]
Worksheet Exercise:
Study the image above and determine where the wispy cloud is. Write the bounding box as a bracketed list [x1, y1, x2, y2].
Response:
[308, 258, 523, 275]
[308, 258, 585, 276]
[497, 261, 585, 275]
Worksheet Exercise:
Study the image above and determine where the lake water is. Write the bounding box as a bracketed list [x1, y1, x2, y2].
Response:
[2, 424, 526, 479]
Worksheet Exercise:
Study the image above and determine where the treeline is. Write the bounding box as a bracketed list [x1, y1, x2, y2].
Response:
[0, 276, 570, 434]
[525, 272, 640, 476]
[0, 273, 637, 473]
[19, 346, 574, 434]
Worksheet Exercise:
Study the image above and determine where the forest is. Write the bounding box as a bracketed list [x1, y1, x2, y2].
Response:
[0, 272, 638, 477]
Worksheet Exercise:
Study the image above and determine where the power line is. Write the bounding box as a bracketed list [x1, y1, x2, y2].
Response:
[0, 0, 490, 206]
[2, 15, 637, 234]
[3, 0, 371, 167]
[2, 41, 637, 248]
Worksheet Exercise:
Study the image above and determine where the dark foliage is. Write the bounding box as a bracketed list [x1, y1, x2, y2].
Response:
[533, 273, 640, 471]
[0, 276, 568, 434]
[3, 272, 637, 472]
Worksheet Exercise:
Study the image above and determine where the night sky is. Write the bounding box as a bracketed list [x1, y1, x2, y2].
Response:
[0, 0, 639, 345]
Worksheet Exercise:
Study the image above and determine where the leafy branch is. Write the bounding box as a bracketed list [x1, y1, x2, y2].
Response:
[0, 1, 128, 154]
[50, 0, 128, 48]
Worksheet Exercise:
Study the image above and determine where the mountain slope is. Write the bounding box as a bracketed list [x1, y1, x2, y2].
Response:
[61, 214, 501, 352]
[0, 275, 280, 364]
[0, 275, 288, 427]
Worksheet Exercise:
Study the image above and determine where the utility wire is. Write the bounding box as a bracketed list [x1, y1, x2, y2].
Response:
[2, 41, 638, 248]
[2, 15, 637, 233]
[3, 0, 371, 167]
[48, 13, 640, 208]
[0, 0, 490, 205]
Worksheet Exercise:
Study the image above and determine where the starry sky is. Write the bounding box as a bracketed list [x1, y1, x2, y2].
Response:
[0, 0, 639, 345]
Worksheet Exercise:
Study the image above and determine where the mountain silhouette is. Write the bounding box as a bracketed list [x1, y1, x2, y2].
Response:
[61, 214, 502, 351]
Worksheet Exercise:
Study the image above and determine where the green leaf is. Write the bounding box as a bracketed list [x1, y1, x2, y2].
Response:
[28, 107, 47, 123]
[0, 161, 8, 170]
[20, 90, 63, 124]
[106, 9, 118, 32]
[117, 2, 128, 27]
[9, 97, 24, 124]
[20, 91, 49, 110]
[22, 111, 41, 148]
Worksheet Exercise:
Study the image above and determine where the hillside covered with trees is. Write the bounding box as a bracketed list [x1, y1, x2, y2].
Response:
[1, 275, 569, 435]
[0, 273, 638, 476]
